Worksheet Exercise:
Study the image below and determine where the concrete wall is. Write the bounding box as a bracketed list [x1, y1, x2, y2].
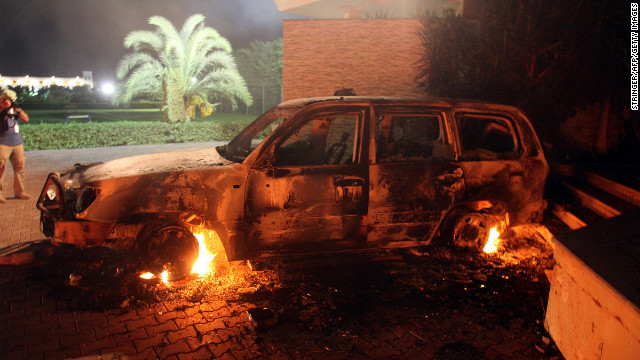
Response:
[282, 19, 425, 101]
[545, 212, 640, 360]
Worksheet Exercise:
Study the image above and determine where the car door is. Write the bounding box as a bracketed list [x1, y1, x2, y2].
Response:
[453, 110, 534, 224]
[368, 105, 464, 247]
[245, 105, 369, 255]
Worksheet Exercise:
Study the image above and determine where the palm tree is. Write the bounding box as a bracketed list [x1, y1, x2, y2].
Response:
[115, 14, 252, 122]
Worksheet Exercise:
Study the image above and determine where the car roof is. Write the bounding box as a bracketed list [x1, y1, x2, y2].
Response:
[278, 96, 524, 113]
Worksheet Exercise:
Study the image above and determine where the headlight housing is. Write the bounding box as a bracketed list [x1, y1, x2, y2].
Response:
[46, 184, 58, 201]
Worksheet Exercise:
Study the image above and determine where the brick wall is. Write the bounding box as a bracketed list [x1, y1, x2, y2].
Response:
[282, 19, 425, 101]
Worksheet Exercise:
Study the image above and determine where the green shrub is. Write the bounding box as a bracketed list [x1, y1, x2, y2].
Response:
[25, 109, 254, 124]
[20, 120, 253, 151]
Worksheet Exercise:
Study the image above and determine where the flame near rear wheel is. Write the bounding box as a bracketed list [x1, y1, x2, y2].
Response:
[451, 212, 506, 253]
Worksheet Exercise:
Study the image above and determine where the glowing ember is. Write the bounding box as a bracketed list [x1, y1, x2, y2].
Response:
[139, 272, 155, 280]
[161, 270, 169, 284]
[483, 225, 501, 253]
[191, 233, 216, 277]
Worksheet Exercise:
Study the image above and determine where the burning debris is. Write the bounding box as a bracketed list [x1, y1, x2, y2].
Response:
[23, 221, 557, 313]
[483, 224, 503, 253]
[138, 230, 219, 285]
[11, 221, 562, 358]
[483, 223, 556, 268]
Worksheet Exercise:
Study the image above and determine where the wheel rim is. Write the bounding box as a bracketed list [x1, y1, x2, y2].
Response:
[452, 213, 489, 251]
[143, 225, 199, 280]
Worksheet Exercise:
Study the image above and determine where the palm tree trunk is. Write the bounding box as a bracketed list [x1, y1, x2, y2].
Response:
[166, 73, 189, 123]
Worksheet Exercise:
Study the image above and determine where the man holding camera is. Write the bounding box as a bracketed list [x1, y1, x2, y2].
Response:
[0, 89, 30, 203]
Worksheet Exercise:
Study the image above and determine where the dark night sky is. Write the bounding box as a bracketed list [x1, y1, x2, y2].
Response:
[0, 0, 306, 85]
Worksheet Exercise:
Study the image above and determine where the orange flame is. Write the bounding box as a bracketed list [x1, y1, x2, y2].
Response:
[139, 272, 155, 280]
[139, 270, 170, 285]
[191, 233, 216, 277]
[483, 214, 509, 254]
[483, 225, 502, 253]
[139, 230, 220, 283]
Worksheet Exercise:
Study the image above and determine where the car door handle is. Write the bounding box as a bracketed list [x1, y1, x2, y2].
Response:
[334, 178, 364, 205]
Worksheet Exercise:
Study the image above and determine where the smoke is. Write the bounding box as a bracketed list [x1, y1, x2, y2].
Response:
[0, 0, 303, 82]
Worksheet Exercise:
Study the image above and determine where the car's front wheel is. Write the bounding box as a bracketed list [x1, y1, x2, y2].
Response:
[138, 224, 199, 281]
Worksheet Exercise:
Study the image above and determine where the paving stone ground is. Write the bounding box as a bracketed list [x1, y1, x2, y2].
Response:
[0, 143, 563, 360]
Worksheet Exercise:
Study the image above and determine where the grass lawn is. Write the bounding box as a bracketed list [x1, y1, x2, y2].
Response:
[20, 109, 257, 151]
[26, 109, 253, 124]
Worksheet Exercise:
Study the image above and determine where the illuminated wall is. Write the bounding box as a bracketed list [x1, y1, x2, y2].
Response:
[274, 0, 462, 19]
[282, 18, 424, 100]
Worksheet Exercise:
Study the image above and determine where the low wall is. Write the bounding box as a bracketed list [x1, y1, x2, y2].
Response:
[545, 211, 640, 359]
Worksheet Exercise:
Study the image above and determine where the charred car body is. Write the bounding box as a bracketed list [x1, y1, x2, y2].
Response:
[38, 97, 548, 275]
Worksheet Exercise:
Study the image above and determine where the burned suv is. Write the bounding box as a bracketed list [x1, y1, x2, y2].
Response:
[38, 97, 548, 276]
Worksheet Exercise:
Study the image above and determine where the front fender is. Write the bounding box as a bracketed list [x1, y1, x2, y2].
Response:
[78, 165, 250, 260]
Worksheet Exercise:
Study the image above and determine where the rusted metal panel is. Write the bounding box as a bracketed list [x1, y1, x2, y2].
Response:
[52, 221, 115, 247]
[458, 159, 547, 224]
[246, 166, 367, 254]
[368, 162, 464, 245]
[452, 108, 549, 225]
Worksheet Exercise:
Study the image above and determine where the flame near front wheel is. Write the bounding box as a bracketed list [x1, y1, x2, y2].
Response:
[138, 228, 221, 284]
[191, 233, 216, 277]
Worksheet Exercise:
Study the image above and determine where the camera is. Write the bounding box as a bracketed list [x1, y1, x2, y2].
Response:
[10, 100, 20, 109]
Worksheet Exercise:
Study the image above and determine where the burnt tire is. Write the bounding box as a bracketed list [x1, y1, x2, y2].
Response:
[139, 224, 199, 281]
[451, 212, 490, 252]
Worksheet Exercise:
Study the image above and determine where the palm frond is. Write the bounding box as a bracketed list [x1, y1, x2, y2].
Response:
[180, 14, 206, 42]
[116, 52, 161, 79]
[124, 30, 163, 52]
[115, 65, 163, 104]
[188, 26, 232, 54]
[150, 16, 185, 65]
[199, 69, 253, 107]
[193, 51, 236, 78]
[184, 28, 233, 86]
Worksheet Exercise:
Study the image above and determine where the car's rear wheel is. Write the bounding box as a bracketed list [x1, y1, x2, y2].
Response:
[451, 212, 490, 251]
[138, 224, 199, 281]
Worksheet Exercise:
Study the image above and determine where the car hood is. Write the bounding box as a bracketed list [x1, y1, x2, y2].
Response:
[79, 146, 232, 185]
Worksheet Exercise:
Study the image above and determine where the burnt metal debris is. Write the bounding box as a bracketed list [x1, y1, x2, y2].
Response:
[37, 96, 549, 271]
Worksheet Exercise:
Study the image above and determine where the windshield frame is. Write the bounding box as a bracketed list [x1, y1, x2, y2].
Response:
[217, 105, 301, 163]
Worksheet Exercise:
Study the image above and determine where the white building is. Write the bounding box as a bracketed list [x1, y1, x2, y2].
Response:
[0, 71, 93, 90]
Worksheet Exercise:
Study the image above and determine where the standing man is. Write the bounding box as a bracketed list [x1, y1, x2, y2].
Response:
[0, 89, 30, 203]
